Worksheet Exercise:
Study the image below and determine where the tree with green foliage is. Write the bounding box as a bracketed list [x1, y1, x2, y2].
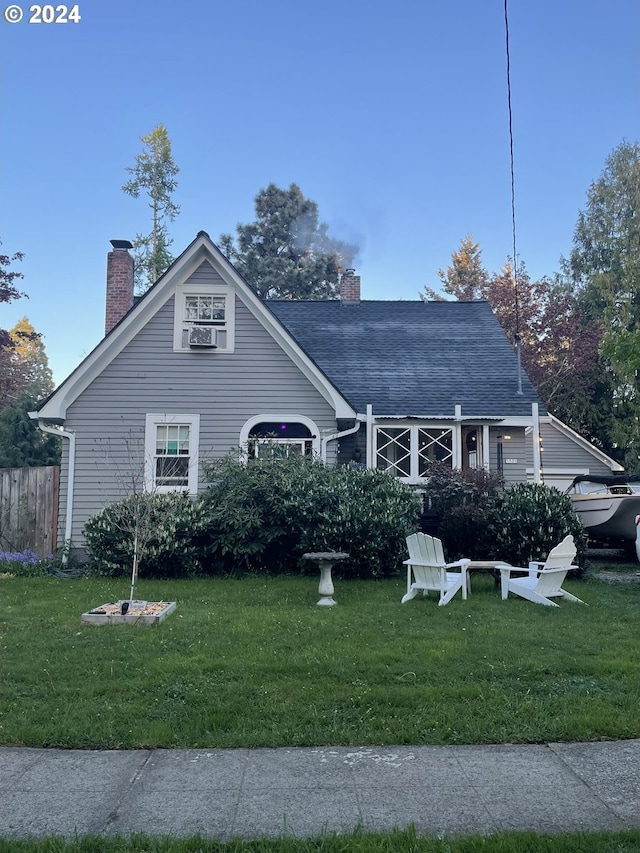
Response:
[8, 317, 54, 402]
[0, 393, 61, 467]
[569, 140, 640, 470]
[421, 234, 488, 301]
[0, 242, 26, 398]
[122, 123, 180, 292]
[219, 183, 358, 299]
[483, 263, 604, 442]
[1, 317, 55, 411]
[423, 238, 606, 449]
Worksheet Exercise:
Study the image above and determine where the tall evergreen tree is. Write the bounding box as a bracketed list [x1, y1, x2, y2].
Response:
[0, 393, 61, 467]
[219, 183, 358, 299]
[421, 234, 488, 301]
[9, 317, 54, 403]
[0, 245, 28, 410]
[122, 124, 180, 292]
[569, 140, 640, 469]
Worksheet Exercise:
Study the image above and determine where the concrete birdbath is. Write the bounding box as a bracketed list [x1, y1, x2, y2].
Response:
[302, 552, 349, 606]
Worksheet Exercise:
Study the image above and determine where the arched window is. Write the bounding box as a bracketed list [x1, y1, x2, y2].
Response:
[247, 421, 314, 459]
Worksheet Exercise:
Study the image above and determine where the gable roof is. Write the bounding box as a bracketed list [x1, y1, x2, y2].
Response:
[34, 233, 355, 421]
[268, 299, 545, 418]
[34, 231, 543, 425]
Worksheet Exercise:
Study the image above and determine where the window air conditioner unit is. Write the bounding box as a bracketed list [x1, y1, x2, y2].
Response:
[188, 326, 218, 348]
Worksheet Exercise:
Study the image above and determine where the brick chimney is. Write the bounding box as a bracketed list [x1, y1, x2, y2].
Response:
[340, 268, 360, 304]
[105, 239, 134, 334]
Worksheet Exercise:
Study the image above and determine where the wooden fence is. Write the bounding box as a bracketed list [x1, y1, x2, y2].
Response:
[0, 466, 59, 557]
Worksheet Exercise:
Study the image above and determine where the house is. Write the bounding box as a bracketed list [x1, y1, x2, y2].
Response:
[33, 232, 624, 556]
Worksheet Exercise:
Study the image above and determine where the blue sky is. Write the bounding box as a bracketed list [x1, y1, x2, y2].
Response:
[1, 0, 638, 385]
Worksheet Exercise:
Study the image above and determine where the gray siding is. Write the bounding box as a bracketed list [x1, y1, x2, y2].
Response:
[60, 284, 338, 548]
[488, 427, 529, 485]
[527, 421, 614, 489]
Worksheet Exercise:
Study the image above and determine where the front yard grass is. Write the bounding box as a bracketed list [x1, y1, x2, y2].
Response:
[1, 829, 640, 853]
[0, 570, 638, 749]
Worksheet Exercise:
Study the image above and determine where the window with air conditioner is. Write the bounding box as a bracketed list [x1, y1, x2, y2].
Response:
[173, 285, 235, 352]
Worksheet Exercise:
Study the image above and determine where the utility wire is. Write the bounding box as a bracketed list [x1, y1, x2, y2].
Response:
[504, 0, 523, 394]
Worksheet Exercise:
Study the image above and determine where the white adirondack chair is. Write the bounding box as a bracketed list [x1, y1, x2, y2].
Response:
[401, 532, 470, 605]
[499, 534, 585, 607]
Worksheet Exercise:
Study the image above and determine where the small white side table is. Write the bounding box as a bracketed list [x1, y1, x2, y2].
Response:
[302, 552, 349, 606]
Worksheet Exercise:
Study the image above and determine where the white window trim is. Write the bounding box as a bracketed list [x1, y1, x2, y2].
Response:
[173, 283, 235, 353]
[144, 413, 200, 495]
[374, 422, 459, 484]
[239, 414, 321, 461]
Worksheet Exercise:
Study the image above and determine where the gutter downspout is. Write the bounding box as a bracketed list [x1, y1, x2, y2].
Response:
[321, 420, 363, 462]
[34, 420, 76, 561]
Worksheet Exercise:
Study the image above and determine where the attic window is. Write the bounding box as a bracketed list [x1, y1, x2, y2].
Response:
[185, 295, 225, 324]
[173, 284, 235, 353]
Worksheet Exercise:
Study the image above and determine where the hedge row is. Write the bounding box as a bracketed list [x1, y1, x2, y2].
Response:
[83, 458, 587, 580]
[84, 457, 422, 580]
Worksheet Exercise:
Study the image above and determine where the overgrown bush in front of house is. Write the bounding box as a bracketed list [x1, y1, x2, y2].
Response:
[420, 465, 586, 575]
[491, 482, 587, 575]
[197, 454, 421, 578]
[298, 461, 423, 578]
[83, 491, 202, 578]
[420, 462, 504, 561]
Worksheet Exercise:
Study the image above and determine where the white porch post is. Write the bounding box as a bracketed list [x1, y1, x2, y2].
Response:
[482, 424, 490, 470]
[454, 404, 462, 469]
[532, 403, 541, 483]
[365, 404, 374, 469]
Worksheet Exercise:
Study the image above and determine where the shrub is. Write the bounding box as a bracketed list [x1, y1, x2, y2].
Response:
[421, 466, 587, 576]
[198, 455, 421, 578]
[298, 462, 422, 578]
[84, 492, 202, 578]
[491, 482, 587, 574]
[420, 463, 504, 560]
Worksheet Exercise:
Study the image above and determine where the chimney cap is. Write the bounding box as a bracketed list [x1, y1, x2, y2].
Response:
[110, 239, 133, 250]
[344, 268, 356, 275]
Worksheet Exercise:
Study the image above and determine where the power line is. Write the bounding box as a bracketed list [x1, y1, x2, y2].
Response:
[504, 0, 523, 394]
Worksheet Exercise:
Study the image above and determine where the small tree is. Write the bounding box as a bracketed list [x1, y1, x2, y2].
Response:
[84, 491, 200, 587]
[85, 430, 199, 594]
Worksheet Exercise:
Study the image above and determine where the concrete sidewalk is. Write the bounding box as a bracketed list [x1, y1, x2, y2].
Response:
[1, 740, 639, 841]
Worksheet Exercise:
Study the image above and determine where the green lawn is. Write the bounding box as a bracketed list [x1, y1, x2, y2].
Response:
[1, 829, 639, 853]
[1, 568, 638, 749]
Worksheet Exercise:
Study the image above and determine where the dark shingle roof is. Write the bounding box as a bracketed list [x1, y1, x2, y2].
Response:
[267, 299, 545, 418]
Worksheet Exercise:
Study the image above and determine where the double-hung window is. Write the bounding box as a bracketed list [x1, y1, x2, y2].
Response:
[145, 414, 200, 494]
[173, 284, 235, 352]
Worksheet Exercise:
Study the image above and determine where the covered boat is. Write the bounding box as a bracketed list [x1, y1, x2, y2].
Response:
[566, 474, 640, 545]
